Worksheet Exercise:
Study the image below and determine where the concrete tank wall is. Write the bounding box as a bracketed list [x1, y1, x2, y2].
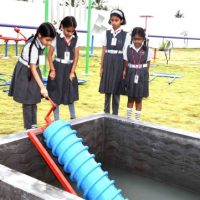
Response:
[0, 113, 200, 199]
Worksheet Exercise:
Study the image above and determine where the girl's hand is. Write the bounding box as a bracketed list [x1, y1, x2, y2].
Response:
[49, 69, 56, 80]
[41, 87, 48, 98]
[70, 72, 75, 81]
[122, 70, 126, 80]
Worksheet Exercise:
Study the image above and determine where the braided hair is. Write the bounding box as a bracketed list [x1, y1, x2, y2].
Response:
[59, 16, 77, 36]
[28, 22, 56, 64]
[27, 22, 56, 81]
[131, 27, 148, 51]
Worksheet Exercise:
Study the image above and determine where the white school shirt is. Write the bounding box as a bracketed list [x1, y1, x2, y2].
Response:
[101, 28, 131, 51]
[21, 37, 45, 64]
[123, 43, 152, 61]
[51, 31, 79, 57]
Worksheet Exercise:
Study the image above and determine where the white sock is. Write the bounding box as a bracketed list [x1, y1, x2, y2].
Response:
[135, 111, 141, 120]
[127, 108, 133, 119]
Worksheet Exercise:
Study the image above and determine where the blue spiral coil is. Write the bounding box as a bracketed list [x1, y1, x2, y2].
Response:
[43, 120, 127, 200]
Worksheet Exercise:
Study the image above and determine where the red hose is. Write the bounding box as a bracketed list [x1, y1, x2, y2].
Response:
[27, 98, 77, 196]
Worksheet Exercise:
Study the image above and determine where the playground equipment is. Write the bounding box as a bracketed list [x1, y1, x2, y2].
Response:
[150, 72, 183, 85]
[148, 34, 200, 41]
[163, 40, 173, 64]
[0, 78, 11, 87]
[140, 15, 153, 32]
[0, 27, 26, 58]
[27, 97, 127, 200]
[0, 0, 94, 74]
[148, 34, 200, 63]
[0, 73, 11, 87]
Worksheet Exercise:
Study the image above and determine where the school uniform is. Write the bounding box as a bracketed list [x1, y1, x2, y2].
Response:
[47, 32, 79, 106]
[8, 37, 45, 129]
[124, 44, 151, 100]
[99, 28, 131, 114]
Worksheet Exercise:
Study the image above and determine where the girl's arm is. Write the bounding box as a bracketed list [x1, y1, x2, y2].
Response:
[70, 46, 79, 81]
[30, 64, 48, 97]
[123, 60, 128, 79]
[147, 48, 153, 68]
[47, 46, 56, 80]
[100, 46, 106, 77]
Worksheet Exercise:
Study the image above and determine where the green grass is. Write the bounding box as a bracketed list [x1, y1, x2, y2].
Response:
[0, 45, 200, 134]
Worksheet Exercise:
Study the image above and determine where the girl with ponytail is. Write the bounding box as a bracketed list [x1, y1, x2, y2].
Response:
[47, 16, 79, 120]
[9, 22, 56, 130]
[123, 27, 152, 120]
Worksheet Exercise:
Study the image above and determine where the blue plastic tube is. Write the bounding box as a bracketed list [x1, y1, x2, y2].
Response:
[43, 120, 127, 200]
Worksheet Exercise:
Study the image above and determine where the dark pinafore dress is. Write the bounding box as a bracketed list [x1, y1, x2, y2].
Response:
[47, 34, 79, 105]
[125, 45, 149, 100]
[8, 38, 44, 104]
[99, 30, 127, 94]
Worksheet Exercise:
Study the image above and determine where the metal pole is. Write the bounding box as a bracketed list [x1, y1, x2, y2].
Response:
[43, 0, 49, 77]
[90, 35, 94, 56]
[85, 0, 92, 75]
[15, 41, 18, 57]
[51, 0, 54, 23]
[5, 41, 8, 58]
[45, 0, 49, 22]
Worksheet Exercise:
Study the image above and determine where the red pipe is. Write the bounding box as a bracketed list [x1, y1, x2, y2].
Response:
[0, 36, 26, 42]
[14, 27, 27, 40]
[44, 97, 56, 125]
[27, 98, 77, 196]
[28, 129, 77, 195]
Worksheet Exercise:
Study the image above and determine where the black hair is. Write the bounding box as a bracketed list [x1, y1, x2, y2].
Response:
[28, 22, 56, 64]
[108, 9, 126, 25]
[59, 16, 77, 36]
[131, 27, 147, 50]
[27, 22, 56, 81]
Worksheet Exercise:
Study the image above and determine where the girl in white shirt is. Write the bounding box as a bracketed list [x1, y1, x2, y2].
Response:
[9, 22, 56, 129]
[99, 9, 130, 115]
[123, 27, 152, 120]
[47, 16, 79, 120]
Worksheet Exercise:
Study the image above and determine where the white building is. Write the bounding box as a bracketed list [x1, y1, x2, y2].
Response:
[1, 0, 200, 48]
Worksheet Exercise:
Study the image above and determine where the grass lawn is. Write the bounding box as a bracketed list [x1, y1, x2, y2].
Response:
[0, 45, 200, 134]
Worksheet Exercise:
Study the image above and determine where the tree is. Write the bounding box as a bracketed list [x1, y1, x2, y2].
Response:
[175, 10, 184, 18]
[63, 0, 83, 7]
[92, 0, 108, 10]
[64, 0, 108, 10]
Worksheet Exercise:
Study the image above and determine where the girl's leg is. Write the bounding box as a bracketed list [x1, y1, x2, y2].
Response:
[32, 104, 37, 128]
[68, 103, 76, 119]
[22, 104, 32, 129]
[53, 105, 59, 120]
[135, 100, 142, 120]
[127, 97, 134, 119]
[112, 94, 120, 115]
[104, 93, 111, 113]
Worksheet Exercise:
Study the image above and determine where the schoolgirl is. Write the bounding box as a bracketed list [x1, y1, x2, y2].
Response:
[99, 9, 130, 115]
[9, 22, 56, 129]
[47, 16, 79, 120]
[123, 27, 152, 120]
